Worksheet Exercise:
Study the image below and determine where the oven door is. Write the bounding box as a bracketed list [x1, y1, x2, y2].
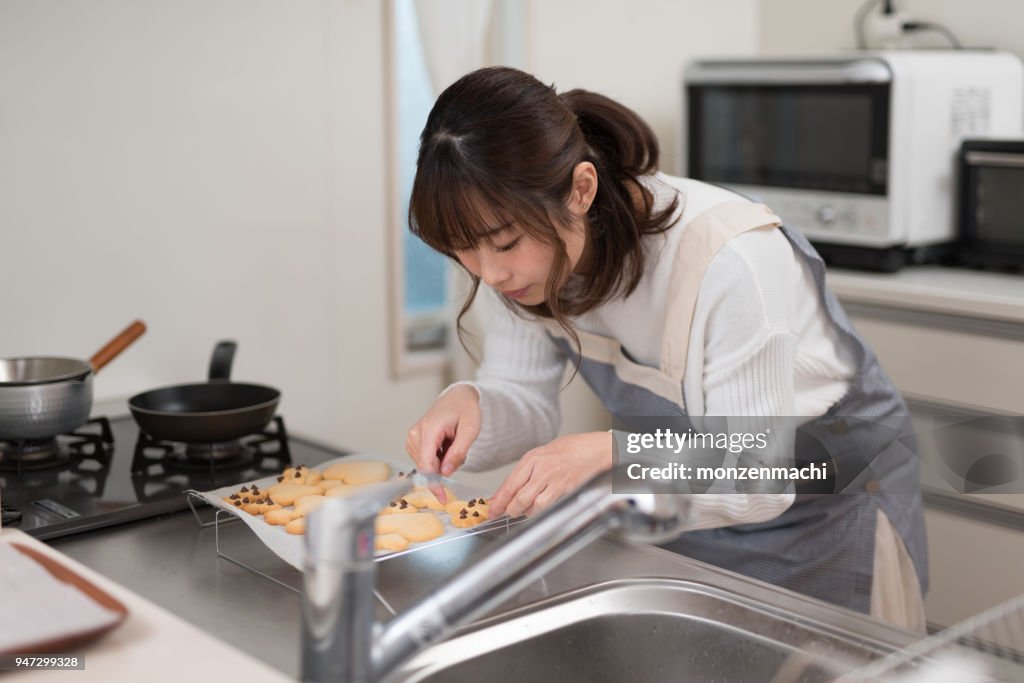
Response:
[686, 83, 889, 195]
[958, 140, 1024, 271]
[684, 59, 893, 248]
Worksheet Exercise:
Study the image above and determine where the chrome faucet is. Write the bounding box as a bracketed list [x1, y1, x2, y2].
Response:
[300, 468, 690, 683]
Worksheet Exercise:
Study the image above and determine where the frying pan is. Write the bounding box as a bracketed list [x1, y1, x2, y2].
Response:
[128, 341, 280, 443]
[0, 321, 147, 441]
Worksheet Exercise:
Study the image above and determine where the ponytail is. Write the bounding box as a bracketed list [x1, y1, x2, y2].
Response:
[559, 89, 660, 178]
[554, 89, 678, 308]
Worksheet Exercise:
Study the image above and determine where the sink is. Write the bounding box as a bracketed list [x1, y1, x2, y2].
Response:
[386, 579, 893, 683]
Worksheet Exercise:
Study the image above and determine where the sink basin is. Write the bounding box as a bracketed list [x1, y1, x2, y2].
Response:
[387, 579, 893, 683]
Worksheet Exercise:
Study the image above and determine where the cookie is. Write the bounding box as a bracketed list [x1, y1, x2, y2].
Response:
[375, 512, 444, 543]
[324, 484, 357, 499]
[279, 465, 322, 486]
[285, 517, 306, 535]
[444, 497, 489, 516]
[264, 508, 302, 526]
[267, 482, 324, 505]
[242, 497, 274, 515]
[402, 488, 455, 511]
[293, 495, 328, 516]
[378, 498, 415, 515]
[223, 483, 268, 509]
[375, 532, 410, 552]
[322, 461, 390, 485]
[451, 507, 488, 528]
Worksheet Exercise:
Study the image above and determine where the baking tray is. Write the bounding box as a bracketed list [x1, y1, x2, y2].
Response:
[185, 456, 526, 596]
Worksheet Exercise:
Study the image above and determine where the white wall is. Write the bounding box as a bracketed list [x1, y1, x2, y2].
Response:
[0, 0, 444, 456]
[1, 1, 761, 477]
[529, 0, 761, 176]
[759, 0, 1024, 56]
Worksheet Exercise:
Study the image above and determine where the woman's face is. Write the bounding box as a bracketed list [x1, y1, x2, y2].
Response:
[454, 218, 586, 306]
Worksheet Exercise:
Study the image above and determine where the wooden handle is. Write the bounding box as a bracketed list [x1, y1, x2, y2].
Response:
[89, 320, 147, 374]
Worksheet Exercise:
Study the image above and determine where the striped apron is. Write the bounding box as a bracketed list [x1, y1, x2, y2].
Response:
[541, 201, 928, 629]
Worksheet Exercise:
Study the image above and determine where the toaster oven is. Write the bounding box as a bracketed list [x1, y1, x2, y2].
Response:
[956, 138, 1024, 272]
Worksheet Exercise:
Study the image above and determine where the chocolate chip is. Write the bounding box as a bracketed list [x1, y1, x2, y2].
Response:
[242, 497, 250, 504]
[472, 511, 480, 517]
[229, 493, 239, 500]
[389, 501, 397, 508]
[477, 498, 486, 505]
[294, 471, 301, 478]
[277, 475, 284, 482]
[467, 499, 476, 507]
[233, 500, 242, 507]
[459, 509, 468, 518]
[240, 486, 249, 493]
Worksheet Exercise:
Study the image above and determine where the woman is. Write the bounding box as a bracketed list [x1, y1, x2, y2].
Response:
[403, 66, 927, 630]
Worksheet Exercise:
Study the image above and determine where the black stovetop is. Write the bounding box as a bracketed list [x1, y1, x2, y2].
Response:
[0, 415, 345, 540]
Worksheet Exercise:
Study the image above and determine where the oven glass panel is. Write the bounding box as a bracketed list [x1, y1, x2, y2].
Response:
[688, 85, 890, 195]
[975, 165, 1024, 245]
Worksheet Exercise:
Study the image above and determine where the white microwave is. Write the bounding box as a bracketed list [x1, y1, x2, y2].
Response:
[684, 52, 1024, 271]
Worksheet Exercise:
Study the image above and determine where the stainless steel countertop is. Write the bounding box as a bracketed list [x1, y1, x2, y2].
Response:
[48, 502, 920, 680]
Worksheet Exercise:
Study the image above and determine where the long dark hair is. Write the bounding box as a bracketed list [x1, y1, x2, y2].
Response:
[409, 66, 679, 355]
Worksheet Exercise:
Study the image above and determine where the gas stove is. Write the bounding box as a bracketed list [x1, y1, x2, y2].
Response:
[0, 415, 346, 540]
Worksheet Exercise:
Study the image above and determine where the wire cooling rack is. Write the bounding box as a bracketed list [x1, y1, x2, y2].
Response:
[185, 490, 528, 607]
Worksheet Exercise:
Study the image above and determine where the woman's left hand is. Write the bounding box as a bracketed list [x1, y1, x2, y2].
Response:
[488, 431, 613, 518]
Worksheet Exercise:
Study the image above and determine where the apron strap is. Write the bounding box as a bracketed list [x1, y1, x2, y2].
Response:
[660, 201, 783, 385]
[542, 324, 685, 407]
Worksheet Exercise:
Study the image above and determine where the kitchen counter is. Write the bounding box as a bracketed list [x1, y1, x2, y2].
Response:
[0, 528, 291, 682]
[827, 266, 1024, 324]
[47, 498, 920, 680]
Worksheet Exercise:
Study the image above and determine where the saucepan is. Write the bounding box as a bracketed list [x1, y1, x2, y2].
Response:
[128, 341, 280, 443]
[0, 321, 147, 441]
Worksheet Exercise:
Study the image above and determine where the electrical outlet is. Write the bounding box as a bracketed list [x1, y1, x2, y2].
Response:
[864, 9, 911, 49]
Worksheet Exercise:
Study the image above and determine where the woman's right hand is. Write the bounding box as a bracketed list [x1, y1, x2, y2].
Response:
[404, 384, 482, 503]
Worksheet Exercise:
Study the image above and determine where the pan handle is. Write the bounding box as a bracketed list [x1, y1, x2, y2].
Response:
[90, 320, 147, 374]
[208, 341, 238, 381]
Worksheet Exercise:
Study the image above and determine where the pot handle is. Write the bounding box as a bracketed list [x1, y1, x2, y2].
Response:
[90, 320, 147, 374]
[208, 341, 238, 381]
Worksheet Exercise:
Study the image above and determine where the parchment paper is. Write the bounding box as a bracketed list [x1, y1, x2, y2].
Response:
[191, 455, 495, 570]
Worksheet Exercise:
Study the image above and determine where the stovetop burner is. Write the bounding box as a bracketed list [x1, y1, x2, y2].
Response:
[184, 441, 248, 462]
[131, 416, 291, 476]
[0, 417, 114, 475]
[0, 414, 346, 541]
[0, 438, 64, 466]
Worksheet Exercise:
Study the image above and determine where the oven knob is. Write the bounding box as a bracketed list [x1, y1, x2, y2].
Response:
[816, 206, 836, 227]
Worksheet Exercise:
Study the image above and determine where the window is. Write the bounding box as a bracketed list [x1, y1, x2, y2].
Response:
[386, 0, 528, 377]
[395, 0, 449, 360]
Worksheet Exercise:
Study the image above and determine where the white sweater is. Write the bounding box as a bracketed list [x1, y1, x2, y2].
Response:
[448, 174, 857, 529]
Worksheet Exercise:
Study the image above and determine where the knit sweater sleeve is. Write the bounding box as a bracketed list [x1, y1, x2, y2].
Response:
[445, 287, 567, 472]
[674, 233, 800, 530]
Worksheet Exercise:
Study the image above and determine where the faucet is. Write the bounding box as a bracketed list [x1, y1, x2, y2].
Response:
[300, 468, 690, 683]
